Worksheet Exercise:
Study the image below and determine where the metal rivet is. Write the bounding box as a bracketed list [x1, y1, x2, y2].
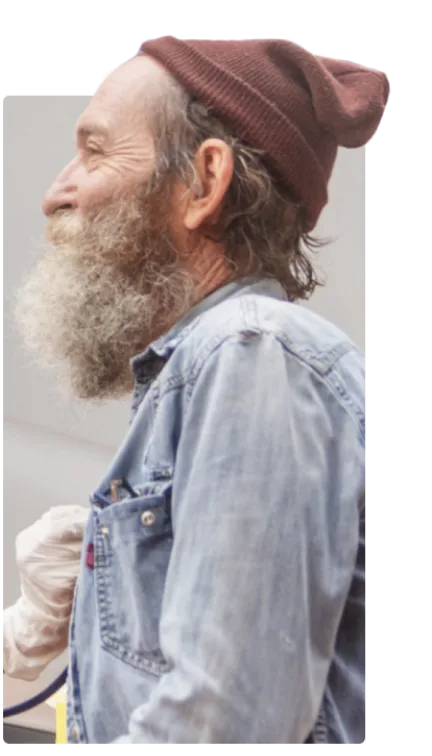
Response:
[101, 525, 109, 537]
[140, 510, 156, 527]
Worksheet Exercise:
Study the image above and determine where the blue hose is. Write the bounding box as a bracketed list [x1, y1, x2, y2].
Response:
[3, 667, 68, 718]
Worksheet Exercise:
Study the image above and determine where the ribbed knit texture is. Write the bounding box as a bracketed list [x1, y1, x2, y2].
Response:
[140, 37, 389, 230]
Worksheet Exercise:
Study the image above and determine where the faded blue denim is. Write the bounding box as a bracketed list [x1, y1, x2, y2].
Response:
[67, 277, 365, 743]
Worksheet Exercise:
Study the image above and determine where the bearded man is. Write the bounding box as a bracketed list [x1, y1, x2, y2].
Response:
[7, 37, 388, 743]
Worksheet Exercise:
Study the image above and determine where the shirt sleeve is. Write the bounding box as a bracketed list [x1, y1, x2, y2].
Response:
[114, 330, 361, 743]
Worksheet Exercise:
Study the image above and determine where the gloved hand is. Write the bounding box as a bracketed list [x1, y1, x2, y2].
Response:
[3, 505, 89, 681]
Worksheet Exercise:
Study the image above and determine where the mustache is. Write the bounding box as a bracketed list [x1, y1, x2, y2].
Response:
[45, 210, 84, 246]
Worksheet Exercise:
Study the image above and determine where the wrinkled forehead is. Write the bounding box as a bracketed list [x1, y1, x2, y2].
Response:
[76, 55, 167, 139]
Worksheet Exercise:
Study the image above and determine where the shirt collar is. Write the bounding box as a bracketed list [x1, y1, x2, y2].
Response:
[130, 277, 287, 378]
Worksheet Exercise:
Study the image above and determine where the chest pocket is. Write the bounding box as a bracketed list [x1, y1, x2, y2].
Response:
[93, 476, 173, 677]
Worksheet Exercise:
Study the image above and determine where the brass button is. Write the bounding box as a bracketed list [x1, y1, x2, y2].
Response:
[140, 510, 156, 527]
[101, 525, 109, 537]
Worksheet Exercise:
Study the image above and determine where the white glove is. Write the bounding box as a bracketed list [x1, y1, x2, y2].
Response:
[3, 505, 89, 681]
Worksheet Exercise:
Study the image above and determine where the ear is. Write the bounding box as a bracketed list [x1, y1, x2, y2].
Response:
[183, 139, 234, 232]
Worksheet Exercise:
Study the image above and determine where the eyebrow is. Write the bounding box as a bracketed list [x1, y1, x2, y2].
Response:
[76, 121, 110, 142]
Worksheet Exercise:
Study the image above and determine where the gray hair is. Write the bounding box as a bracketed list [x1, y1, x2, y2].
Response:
[147, 68, 325, 301]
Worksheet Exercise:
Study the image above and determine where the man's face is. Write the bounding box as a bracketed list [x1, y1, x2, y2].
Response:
[15, 57, 197, 402]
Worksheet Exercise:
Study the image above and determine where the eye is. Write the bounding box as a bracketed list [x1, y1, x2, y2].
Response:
[86, 146, 100, 156]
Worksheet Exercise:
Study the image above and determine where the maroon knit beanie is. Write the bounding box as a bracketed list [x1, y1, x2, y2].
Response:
[139, 36, 389, 231]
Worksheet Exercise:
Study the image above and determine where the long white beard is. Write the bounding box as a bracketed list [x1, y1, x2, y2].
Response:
[14, 191, 197, 401]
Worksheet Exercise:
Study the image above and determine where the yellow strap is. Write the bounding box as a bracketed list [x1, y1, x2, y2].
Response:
[55, 701, 67, 744]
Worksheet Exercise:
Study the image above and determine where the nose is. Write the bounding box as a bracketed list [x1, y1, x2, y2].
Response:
[42, 157, 80, 217]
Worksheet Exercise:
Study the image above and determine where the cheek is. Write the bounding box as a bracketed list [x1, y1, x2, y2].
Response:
[77, 156, 151, 215]
[77, 168, 121, 214]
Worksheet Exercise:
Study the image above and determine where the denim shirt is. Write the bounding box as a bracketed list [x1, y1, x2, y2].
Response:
[67, 278, 365, 744]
